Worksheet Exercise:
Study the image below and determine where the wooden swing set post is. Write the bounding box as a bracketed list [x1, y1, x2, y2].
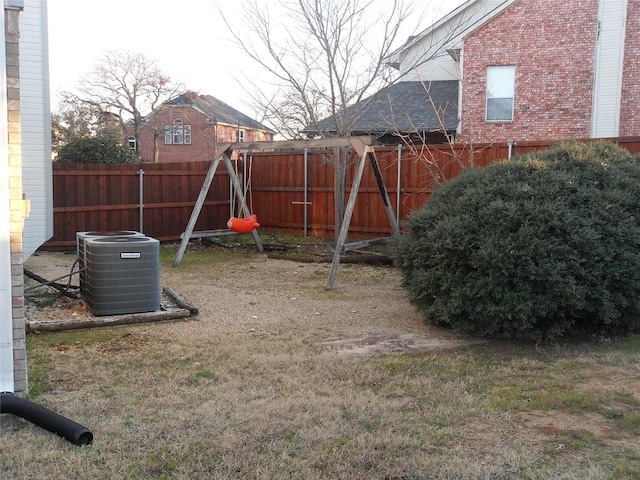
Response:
[172, 145, 263, 267]
[173, 136, 399, 289]
[325, 139, 400, 290]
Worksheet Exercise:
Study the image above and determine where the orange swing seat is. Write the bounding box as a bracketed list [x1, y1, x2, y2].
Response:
[227, 214, 260, 233]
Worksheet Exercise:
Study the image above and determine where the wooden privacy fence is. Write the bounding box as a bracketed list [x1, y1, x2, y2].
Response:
[44, 137, 640, 248]
[47, 161, 232, 248]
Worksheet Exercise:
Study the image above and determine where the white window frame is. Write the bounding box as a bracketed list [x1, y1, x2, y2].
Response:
[164, 119, 191, 145]
[173, 119, 184, 145]
[486, 65, 515, 122]
[237, 129, 244, 142]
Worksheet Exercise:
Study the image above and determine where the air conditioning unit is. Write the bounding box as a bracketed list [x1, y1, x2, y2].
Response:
[76, 231, 144, 295]
[83, 236, 160, 316]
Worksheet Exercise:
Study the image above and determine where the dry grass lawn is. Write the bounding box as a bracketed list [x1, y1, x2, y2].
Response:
[2, 240, 640, 479]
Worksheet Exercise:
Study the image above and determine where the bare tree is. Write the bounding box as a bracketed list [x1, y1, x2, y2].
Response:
[217, 0, 418, 239]
[248, 84, 325, 141]
[51, 100, 112, 156]
[390, 79, 468, 183]
[382, 2, 499, 199]
[61, 51, 183, 161]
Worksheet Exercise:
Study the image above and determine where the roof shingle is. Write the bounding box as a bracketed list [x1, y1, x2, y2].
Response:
[303, 80, 458, 135]
[166, 94, 274, 133]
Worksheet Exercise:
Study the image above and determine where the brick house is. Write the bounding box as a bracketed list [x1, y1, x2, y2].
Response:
[385, 0, 639, 144]
[129, 92, 275, 162]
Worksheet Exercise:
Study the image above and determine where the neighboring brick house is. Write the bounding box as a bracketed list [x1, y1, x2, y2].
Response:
[129, 92, 274, 162]
[387, 0, 639, 144]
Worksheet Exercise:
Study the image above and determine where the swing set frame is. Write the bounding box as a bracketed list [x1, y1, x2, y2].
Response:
[172, 136, 400, 289]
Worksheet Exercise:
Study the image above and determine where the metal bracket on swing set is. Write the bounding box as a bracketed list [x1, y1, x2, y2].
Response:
[172, 143, 263, 267]
[325, 138, 401, 290]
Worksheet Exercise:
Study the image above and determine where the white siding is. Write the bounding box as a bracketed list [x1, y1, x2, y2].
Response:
[400, 51, 461, 82]
[20, 0, 52, 259]
[591, 0, 628, 138]
[395, 0, 512, 81]
[397, 26, 463, 81]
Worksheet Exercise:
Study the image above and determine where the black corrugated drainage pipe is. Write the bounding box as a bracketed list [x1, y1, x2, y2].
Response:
[0, 393, 93, 446]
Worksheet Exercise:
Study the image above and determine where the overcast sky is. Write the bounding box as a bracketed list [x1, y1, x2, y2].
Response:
[46, 0, 466, 117]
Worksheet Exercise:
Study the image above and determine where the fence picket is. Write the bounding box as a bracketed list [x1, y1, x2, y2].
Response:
[43, 138, 640, 248]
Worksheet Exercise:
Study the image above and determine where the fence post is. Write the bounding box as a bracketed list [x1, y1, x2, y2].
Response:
[304, 148, 308, 237]
[138, 168, 144, 233]
[396, 144, 402, 226]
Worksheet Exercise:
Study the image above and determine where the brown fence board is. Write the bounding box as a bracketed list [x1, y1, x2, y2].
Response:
[45, 160, 231, 247]
[44, 138, 640, 248]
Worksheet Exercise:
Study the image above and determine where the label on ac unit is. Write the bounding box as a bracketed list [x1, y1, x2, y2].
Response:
[121, 252, 141, 259]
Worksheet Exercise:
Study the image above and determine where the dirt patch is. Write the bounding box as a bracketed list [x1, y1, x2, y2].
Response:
[521, 410, 639, 452]
[320, 333, 484, 354]
[23, 245, 465, 355]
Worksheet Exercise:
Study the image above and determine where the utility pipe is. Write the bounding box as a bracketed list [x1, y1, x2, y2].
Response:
[0, 393, 93, 446]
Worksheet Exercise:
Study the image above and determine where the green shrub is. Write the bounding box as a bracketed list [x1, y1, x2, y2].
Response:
[395, 141, 640, 341]
[56, 132, 139, 164]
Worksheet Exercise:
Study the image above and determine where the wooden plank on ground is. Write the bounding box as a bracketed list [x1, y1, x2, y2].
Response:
[27, 309, 192, 333]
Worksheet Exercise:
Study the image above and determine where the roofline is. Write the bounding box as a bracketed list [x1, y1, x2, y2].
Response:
[388, 0, 478, 62]
[387, 0, 517, 69]
[301, 127, 456, 135]
[145, 102, 276, 134]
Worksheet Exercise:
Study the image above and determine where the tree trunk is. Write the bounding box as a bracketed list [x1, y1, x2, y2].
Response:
[153, 133, 159, 162]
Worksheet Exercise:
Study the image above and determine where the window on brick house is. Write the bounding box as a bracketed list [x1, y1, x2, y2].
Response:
[164, 118, 191, 145]
[237, 129, 244, 142]
[486, 66, 515, 121]
[173, 119, 184, 144]
[127, 136, 136, 152]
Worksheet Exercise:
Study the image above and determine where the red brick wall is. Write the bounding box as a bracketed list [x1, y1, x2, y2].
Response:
[460, 0, 600, 143]
[620, 0, 640, 136]
[134, 106, 273, 163]
[135, 107, 212, 163]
